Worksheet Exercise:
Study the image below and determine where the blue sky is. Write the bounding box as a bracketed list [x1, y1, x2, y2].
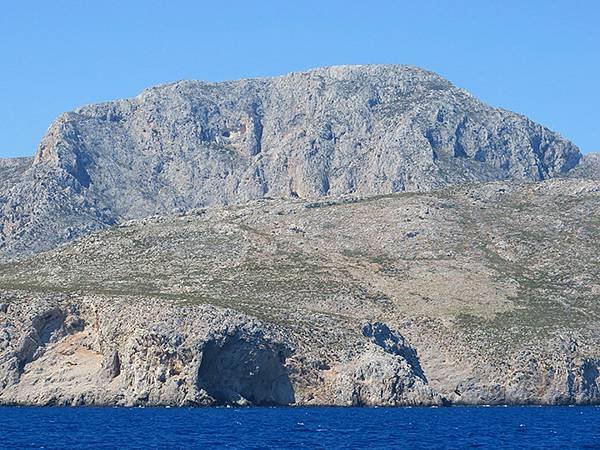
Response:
[1, 0, 598, 157]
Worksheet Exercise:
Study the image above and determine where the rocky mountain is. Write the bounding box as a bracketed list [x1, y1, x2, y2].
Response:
[0, 157, 31, 193]
[0, 65, 585, 260]
[1, 178, 599, 406]
[0, 65, 598, 406]
[566, 152, 600, 180]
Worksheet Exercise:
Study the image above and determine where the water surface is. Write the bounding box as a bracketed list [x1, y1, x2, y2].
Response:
[1, 406, 599, 449]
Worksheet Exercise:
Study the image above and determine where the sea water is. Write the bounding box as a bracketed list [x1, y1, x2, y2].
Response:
[0, 406, 599, 449]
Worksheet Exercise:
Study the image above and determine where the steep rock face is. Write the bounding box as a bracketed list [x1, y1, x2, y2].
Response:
[0, 65, 583, 259]
[0, 297, 444, 406]
[328, 323, 443, 406]
[566, 152, 600, 180]
[0, 297, 296, 406]
[0, 157, 32, 194]
[502, 346, 600, 405]
[0, 166, 115, 259]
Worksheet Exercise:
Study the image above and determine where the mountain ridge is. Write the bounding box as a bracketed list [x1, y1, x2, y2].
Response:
[0, 65, 587, 260]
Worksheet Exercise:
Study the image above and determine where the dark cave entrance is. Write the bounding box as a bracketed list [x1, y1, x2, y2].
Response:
[196, 337, 295, 406]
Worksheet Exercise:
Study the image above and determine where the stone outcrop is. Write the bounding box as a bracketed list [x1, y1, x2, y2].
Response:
[0, 157, 32, 194]
[0, 298, 296, 406]
[0, 297, 443, 407]
[328, 323, 443, 406]
[566, 152, 600, 180]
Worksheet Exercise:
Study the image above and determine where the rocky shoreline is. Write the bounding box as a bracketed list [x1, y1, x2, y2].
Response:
[1, 295, 598, 407]
[1, 180, 599, 407]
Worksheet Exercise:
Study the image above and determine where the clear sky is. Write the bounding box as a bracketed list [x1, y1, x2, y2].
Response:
[1, 0, 598, 157]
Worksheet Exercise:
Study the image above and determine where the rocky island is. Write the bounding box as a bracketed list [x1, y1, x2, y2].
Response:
[0, 65, 598, 406]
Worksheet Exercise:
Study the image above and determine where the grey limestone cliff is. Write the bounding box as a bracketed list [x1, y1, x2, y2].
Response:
[566, 152, 600, 180]
[0, 157, 32, 193]
[0, 296, 441, 406]
[0, 65, 583, 259]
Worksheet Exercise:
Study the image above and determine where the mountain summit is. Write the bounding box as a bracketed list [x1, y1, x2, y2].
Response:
[0, 65, 585, 258]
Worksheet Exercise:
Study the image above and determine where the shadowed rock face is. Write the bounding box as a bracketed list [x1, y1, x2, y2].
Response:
[197, 336, 294, 405]
[0, 299, 442, 406]
[566, 152, 600, 180]
[0, 65, 584, 259]
[1, 305, 84, 390]
[330, 322, 443, 406]
[362, 322, 427, 381]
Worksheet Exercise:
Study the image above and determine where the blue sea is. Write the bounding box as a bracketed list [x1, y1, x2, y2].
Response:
[0, 406, 599, 449]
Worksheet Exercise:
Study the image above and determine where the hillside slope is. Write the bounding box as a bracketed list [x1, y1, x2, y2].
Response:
[1, 178, 599, 406]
